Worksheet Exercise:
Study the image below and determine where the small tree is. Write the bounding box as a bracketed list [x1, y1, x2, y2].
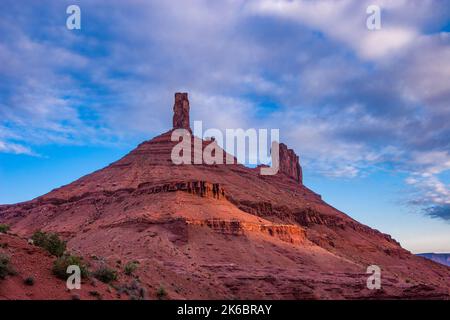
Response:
[0, 224, 10, 234]
[53, 255, 89, 280]
[156, 285, 167, 299]
[31, 231, 66, 257]
[24, 277, 35, 286]
[0, 254, 15, 279]
[93, 266, 118, 284]
[124, 261, 138, 276]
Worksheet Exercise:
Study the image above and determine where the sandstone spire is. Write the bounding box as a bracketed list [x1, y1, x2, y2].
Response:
[278, 143, 303, 184]
[173, 92, 190, 130]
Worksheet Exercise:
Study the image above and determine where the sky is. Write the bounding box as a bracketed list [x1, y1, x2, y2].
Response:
[0, 0, 449, 253]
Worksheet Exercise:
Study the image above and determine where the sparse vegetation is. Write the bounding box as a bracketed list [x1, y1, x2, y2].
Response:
[156, 285, 167, 299]
[31, 231, 66, 257]
[93, 265, 118, 284]
[0, 224, 9, 234]
[24, 277, 35, 286]
[89, 290, 102, 300]
[52, 254, 89, 280]
[115, 279, 147, 300]
[124, 261, 138, 276]
[0, 254, 16, 279]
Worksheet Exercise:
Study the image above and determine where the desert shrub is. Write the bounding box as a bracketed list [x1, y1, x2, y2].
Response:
[24, 277, 35, 286]
[115, 279, 147, 300]
[0, 254, 16, 279]
[124, 261, 138, 276]
[89, 291, 102, 300]
[31, 231, 66, 257]
[52, 254, 89, 280]
[0, 224, 9, 234]
[156, 285, 167, 299]
[93, 266, 117, 284]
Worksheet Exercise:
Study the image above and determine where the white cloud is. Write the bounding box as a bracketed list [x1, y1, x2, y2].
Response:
[404, 151, 450, 209]
[358, 27, 417, 59]
[246, 0, 419, 60]
[0, 140, 35, 156]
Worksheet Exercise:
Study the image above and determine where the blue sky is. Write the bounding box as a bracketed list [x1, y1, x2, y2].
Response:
[0, 0, 449, 253]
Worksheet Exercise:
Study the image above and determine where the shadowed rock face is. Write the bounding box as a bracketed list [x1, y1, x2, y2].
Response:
[173, 92, 190, 130]
[279, 143, 302, 184]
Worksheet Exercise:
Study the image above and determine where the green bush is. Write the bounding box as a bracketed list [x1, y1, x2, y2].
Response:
[156, 285, 167, 299]
[24, 277, 35, 286]
[89, 290, 102, 299]
[124, 261, 138, 276]
[93, 266, 117, 284]
[0, 224, 10, 234]
[0, 254, 15, 279]
[52, 255, 89, 280]
[31, 231, 66, 257]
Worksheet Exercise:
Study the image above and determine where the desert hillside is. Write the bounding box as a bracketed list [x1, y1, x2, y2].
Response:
[1, 93, 449, 299]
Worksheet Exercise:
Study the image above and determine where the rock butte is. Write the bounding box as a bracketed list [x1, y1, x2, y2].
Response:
[0, 93, 449, 299]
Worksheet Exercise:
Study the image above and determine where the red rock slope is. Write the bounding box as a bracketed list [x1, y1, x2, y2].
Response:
[0, 233, 118, 300]
[0, 93, 449, 299]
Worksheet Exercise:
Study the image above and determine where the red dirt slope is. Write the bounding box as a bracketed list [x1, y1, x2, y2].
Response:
[0, 233, 117, 300]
